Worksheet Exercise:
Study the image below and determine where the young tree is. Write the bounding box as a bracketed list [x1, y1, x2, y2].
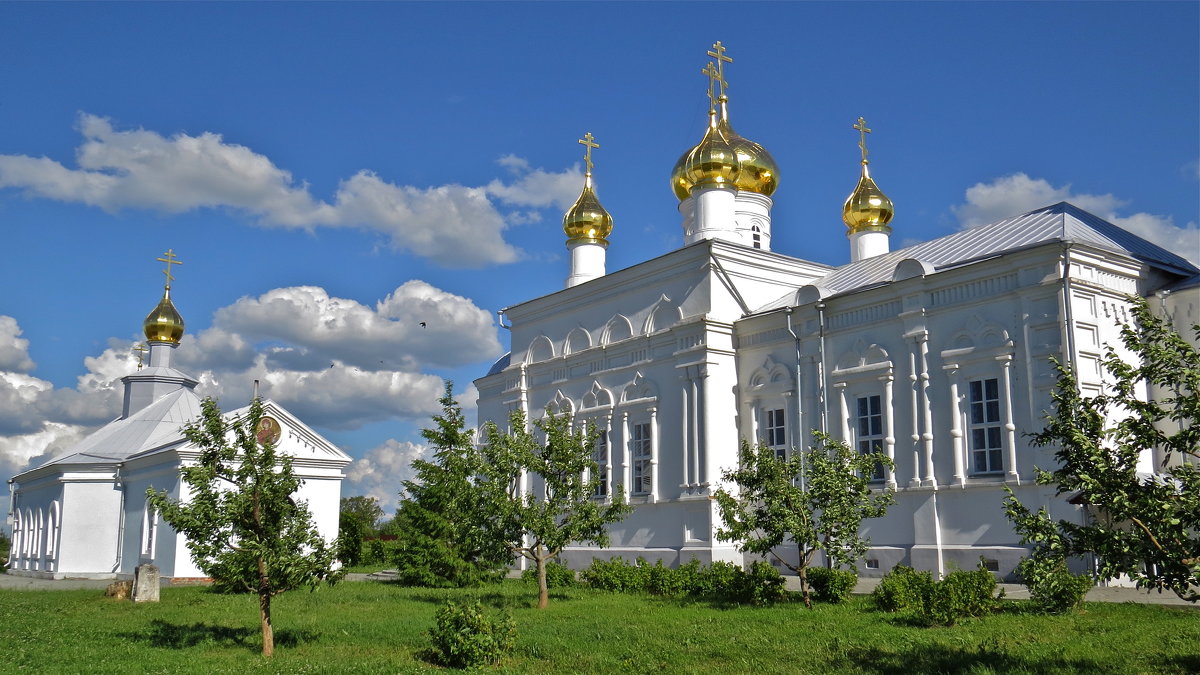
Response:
[715, 434, 895, 608]
[391, 382, 512, 587]
[1004, 297, 1199, 602]
[147, 397, 342, 657]
[337, 495, 383, 567]
[479, 409, 629, 609]
[340, 496, 384, 535]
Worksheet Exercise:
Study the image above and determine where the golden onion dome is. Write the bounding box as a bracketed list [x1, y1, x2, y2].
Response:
[722, 116, 779, 197]
[143, 286, 185, 343]
[842, 162, 894, 234]
[563, 175, 613, 244]
[673, 112, 739, 199]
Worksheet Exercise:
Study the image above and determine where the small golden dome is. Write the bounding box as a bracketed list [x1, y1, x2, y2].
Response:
[842, 162, 894, 234]
[143, 286, 185, 344]
[563, 175, 613, 244]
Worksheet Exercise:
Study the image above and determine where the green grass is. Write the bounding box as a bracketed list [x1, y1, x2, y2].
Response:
[1, 580, 1196, 673]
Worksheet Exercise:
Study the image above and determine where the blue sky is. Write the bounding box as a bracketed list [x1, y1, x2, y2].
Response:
[1, 2, 1197, 511]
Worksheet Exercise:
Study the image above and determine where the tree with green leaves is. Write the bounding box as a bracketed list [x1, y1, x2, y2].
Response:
[715, 434, 895, 608]
[340, 496, 384, 535]
[1004, 296, 1198, 602]
[391, 382, 512, 587]
[337, 495, 384, 567]
[478, 409, 630, 608]
[147, 397, 342, 657]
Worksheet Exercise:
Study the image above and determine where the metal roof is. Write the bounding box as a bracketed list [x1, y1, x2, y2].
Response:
[755, 202, 1199, 312]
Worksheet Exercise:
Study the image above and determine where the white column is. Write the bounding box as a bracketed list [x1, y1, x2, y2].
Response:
[945, 364, 965, 486]
[850, 230, 890, 262]
[680, 373, 692, 487]
[602, 415, 613, 501]
[835, 383, 850, 443]
[648, 407, 659, 502]
[690, 185, 737, 244]
[882, 373, 897, 489]
[917, 333, 937, 487]
[566, 240, 608, 288]
[908, 348, 922, 487]
[620, 411, 630, 499]
[999, 355, 1020, 483]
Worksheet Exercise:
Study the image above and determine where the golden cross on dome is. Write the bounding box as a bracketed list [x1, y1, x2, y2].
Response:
[578, 132, 599, 173]
[156, 249, 183, 288]
[706, 41, 732, 99]
[132, 343, 148, 370]
[853, 116, 872, 164]
[701, 62, 721, 111]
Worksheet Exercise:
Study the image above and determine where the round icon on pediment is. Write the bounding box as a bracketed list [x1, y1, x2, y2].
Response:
[256, 416, 282, 446]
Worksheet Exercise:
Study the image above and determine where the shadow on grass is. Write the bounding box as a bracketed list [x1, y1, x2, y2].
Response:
[120, 620, 318, 652]
[833, 641, 1102, 674]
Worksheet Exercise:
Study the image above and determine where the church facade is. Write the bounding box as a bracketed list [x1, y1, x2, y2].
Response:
[5, 257, 349, 580]
[473, 44, 1200, 580]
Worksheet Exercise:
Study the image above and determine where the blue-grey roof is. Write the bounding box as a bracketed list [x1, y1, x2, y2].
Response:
[486, 352, 511, 377]
[756, 202, 1199, 312]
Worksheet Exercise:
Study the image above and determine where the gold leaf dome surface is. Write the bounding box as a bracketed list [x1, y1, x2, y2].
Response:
[723, 118, 778, 196]
[143, 287, 185, 343]
[842, 163, 894, 233]
[671, 107, 778, 201]
[563, 178, 613, 244]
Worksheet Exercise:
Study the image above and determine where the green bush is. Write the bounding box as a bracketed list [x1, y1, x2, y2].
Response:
[521, 560, 577, 588]
[923, 567, 1002, 626]
[742, 560, 787, 606]
[427, 599, 516, 669]
[873, 565, 934, 613]
[1017, 556, 1093, 614]
[691, 560, 743, 599]
[808, 567, 858, 604]
[581, 557, 649, 593]
[645, 559, 688, 596]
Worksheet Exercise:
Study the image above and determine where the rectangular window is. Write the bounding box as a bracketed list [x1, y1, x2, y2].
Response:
[593, 430, 608, 498]
[764, 407, 787, 459]
[969, 378, 1003, 474]
[856, 395, 885, 481]
[630, 422, 652, 495]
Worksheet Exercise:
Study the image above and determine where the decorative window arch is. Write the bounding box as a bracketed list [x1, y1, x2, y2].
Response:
[831, 339, 897, 486]
[46, 500, 60, 560]
[601, 315, 634, 345]
[564, 327, 592, 355]
[581, 381, 614, 411]
[526, 335, 555, 364]
[618, 372, 659, 501]
[940, 314, 1018, 484]
[644, 295, 681, 334]
[745, 356, 796, 458]
[544, 390, 575, 417]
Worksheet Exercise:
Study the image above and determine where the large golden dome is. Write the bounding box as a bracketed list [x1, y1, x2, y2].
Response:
[563, 176, 613, 244]
[671, 100, 777, 201]
[842, 162, 894, 234]
[143, 286, 185, 344]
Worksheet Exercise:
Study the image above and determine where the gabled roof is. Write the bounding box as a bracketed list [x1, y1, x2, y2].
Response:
[756, 202, 1199, 312]
[22, 388, 204, 472]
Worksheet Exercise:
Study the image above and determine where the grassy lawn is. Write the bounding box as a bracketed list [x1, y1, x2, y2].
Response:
[1, 580, 1196, 673]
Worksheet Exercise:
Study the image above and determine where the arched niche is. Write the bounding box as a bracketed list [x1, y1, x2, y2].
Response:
[602, 315, 634, 345]
[644, 295, 681, 334]
[526, 335, 555, 364]
[565, 327, 592, 355]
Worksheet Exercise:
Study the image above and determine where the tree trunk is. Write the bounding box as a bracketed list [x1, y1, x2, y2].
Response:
[536, 553, 549, 609]
[798, 543, 812, 609]
[258, 556, 274, 657]
[259, 589, 274, 657]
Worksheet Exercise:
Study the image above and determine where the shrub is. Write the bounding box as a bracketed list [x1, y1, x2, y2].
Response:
[808, 567, 857, 604]
[739, 560, 788, 606]
[873, 565, 934, 613]
[521, 560, 577, 588]
[581, 557, 648, 593]
[427, 600, 516, 669]
[691, 561, 743, 600]
[923, 567, 1002, 626]
[1017, 556, 1093, 614]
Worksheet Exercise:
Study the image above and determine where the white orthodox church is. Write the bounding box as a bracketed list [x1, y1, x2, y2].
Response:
[5, 258, 349, 579]
[473, 43, 1200, 580]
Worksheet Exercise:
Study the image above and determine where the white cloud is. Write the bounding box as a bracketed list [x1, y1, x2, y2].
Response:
[344, 439, 429, 513]
[0, 316, 35, 373]
[953, 173, 1199, 265]
[0, 114, 586, 268]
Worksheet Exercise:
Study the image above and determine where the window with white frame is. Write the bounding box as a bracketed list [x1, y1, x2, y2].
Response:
[969, 378, 1003, 474]
[856, 395, 886, 481]
[593, 429, 609, 498]
[630, 422, 652, 495]
[763, 407, 787, 459]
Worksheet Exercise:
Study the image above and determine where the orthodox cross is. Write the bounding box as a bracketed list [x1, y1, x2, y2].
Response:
[578, 132, 599, 174]
[706, 41, 732, 99]
[132, 343, 148, 370]
[156, 249, 183, 288]
[701, 62, 721, 111]
[854, 116, 872, 164]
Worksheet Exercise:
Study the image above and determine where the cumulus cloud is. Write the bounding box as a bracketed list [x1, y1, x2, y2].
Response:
[0, 316, 35, 372]
[0, 279, 500, 478]
[0, 114, 584, 268]
[344, 439, 430, 513]
[953, 173, 1200, 265]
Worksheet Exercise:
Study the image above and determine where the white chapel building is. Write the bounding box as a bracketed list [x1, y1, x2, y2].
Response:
[5, 260, 349, 580]
[474, 44, 1200, 580]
